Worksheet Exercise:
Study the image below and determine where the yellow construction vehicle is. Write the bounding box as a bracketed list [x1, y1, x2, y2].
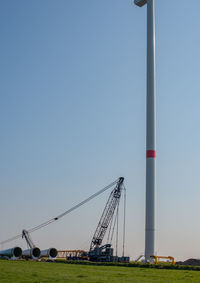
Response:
[150, 255, 175, 265]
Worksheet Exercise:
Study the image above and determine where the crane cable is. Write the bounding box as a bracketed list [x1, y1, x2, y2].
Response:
[122, 185, 126, 257]
[110, 200, 120, 244]
[0, 179, 119, 245]
[106, 184, 126, 257]
[106, 209, 114, 244]
[115, 202, 119, 257]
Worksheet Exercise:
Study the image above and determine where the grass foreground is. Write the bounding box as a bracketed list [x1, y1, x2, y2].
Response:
[1, 260, 200, 282]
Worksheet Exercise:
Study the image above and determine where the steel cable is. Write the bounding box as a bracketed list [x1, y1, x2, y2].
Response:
[0, 179, 119, 245]
[122, 185, 126, 257]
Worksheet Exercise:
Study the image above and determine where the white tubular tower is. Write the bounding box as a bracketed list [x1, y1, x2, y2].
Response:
[134, 0, 156, 262]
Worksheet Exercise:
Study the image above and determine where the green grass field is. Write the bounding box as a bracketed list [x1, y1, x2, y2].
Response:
[1, 260, 200, 282]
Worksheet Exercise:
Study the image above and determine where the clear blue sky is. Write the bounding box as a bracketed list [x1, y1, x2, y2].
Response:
[1, 0, 200, 261]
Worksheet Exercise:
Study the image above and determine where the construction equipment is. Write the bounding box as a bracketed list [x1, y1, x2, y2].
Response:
[150, 255, 175, 265]
[0, 178, 126, 262]
[89, 243, 118, 262]
[88, 177, 127, 262]
[22, 229, 57, 259]
[22, 229, 41, 259]
[0, 247, 22, 259]
[0, 178, 121, 247]
[57, 250, 88, 260]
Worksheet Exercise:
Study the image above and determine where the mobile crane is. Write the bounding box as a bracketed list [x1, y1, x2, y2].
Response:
[88, 177, 128, 262]
[0, 177, 127, 262]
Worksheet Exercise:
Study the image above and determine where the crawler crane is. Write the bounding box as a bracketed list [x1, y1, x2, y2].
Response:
[88, 177, 129, 262]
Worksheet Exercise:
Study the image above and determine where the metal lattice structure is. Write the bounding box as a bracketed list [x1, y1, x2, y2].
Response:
[22, 229, 35, 249]
[89, 177, 124, 251]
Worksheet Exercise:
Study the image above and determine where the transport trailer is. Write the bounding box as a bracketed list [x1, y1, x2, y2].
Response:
[57, 250, 88, 261]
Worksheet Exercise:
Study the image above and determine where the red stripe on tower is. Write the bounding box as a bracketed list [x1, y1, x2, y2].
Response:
[146, 150, 156, 158]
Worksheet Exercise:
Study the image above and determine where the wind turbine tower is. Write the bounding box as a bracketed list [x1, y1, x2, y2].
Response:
[134, 0, 156, 262]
